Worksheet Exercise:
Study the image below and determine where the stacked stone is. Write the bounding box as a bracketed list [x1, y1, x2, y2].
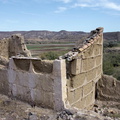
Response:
[66, 27, 103, 109]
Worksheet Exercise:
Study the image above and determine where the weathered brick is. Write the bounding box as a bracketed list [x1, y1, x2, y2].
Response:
[72, 73, 86, 88]
[81, 58, 88, 72]
[96, 65, 102, 76]
[74, 87, 83, 102]
[67, 87, 82, 104]
[67, 90, 75, 104]
[85, 92, 95, 108]
[86, 68, 96, 82]
[71, 58, 81, 75]
[98, 36, 103, 44]
[94, 45, 100, 56]
[95, 55, 102, 66]
[99, 45, 103, 55]
[82, 45, 94, 58]
[83, 82, 93, 96]
[87, 57, 95, 70]
[72, 97, 86, 109]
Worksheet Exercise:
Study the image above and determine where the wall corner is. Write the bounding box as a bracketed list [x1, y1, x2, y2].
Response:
[53, 59, 67, 111]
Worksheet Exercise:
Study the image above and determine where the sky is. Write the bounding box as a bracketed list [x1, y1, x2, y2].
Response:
[0, 0, 120, 32]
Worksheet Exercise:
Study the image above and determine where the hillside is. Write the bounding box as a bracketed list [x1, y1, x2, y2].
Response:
[0, 30, 88, 43]
[0, 30, 120, 43]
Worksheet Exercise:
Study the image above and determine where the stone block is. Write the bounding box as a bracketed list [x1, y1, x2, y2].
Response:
[71, 59, 81, 75]
[72, 97, 86, 109]
[86, 68, 96, 82]
[87, 57, 95, 70]
[83, 82, 93, 96]
[95, 55, 102, 66]
[96, 65, 102, 77]
[72, 73, 86, 88]
[93, 74, 102, 83]
[98, 36, 103, 44]
[74, 87, 83, 102]
[67, 90, 75, 104]
[66, 87, 83, 104]
[93, 45, 100, 56]
[99, 45, 103, 55]
[85, 92, 95, 108]
[81, 58, 88, 72]
[82, 45, 94, 58]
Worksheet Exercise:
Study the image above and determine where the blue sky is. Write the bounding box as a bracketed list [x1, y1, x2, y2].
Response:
[0, 0, 120, 32]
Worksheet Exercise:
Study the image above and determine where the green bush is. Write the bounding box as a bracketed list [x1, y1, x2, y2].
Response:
[39, 51, 68, 60]
[103, 52, 120, 80]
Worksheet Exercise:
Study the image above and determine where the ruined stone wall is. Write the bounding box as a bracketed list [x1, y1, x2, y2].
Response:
[0, 28, 103, 111]
[9, 34, 31, 57]
[0, 34, 31, 61]
[0, 38, 9, 59]
[65, 27, 103, 109]
[8, 57, 54, 108]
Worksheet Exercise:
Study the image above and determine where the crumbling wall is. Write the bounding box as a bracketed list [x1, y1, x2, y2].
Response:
[9, 34, 31, 57]
[0, 38, 9, 59]
[0, 34, 31, 63]
[0, 28, 104, 111]
[8, 57, 54, 108]
[62, 27, 103, 109]
[97, 75, 120, 101]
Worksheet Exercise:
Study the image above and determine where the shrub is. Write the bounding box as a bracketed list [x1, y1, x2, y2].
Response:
[103, 52, 120, 80]
[39, 51, 68, 60]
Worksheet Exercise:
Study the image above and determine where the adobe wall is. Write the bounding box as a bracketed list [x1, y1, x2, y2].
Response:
[0, 27, 103, 111]
[0, 34, 31, 61]
[8, 57, 54, 108]
[0, 57, 67, 110]
[62, 27, 103, 109]
[0, 38, 9, 59]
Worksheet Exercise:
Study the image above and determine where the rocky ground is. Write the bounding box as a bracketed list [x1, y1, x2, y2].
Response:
[0, 94, 120, 120]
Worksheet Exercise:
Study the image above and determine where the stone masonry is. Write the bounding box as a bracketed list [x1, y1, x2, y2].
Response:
[0, 27, 103, 111]
[64, 27, 103, 110]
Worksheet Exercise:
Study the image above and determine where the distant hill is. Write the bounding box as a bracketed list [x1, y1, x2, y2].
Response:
[104, 32, 120, 42]
[0, 30, 88, 43]
[0, 30, 120, 43]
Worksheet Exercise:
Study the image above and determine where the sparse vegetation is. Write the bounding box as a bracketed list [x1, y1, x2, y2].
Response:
[103, 41, 120, 80]
[39, 51, 68, 60]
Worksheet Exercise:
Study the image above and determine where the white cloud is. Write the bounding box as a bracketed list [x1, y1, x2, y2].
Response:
[103, 2, 120, 11]
[71, 0, 120, 11]
[55, 0, 72, 3]
[54, 7, 67, 13]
